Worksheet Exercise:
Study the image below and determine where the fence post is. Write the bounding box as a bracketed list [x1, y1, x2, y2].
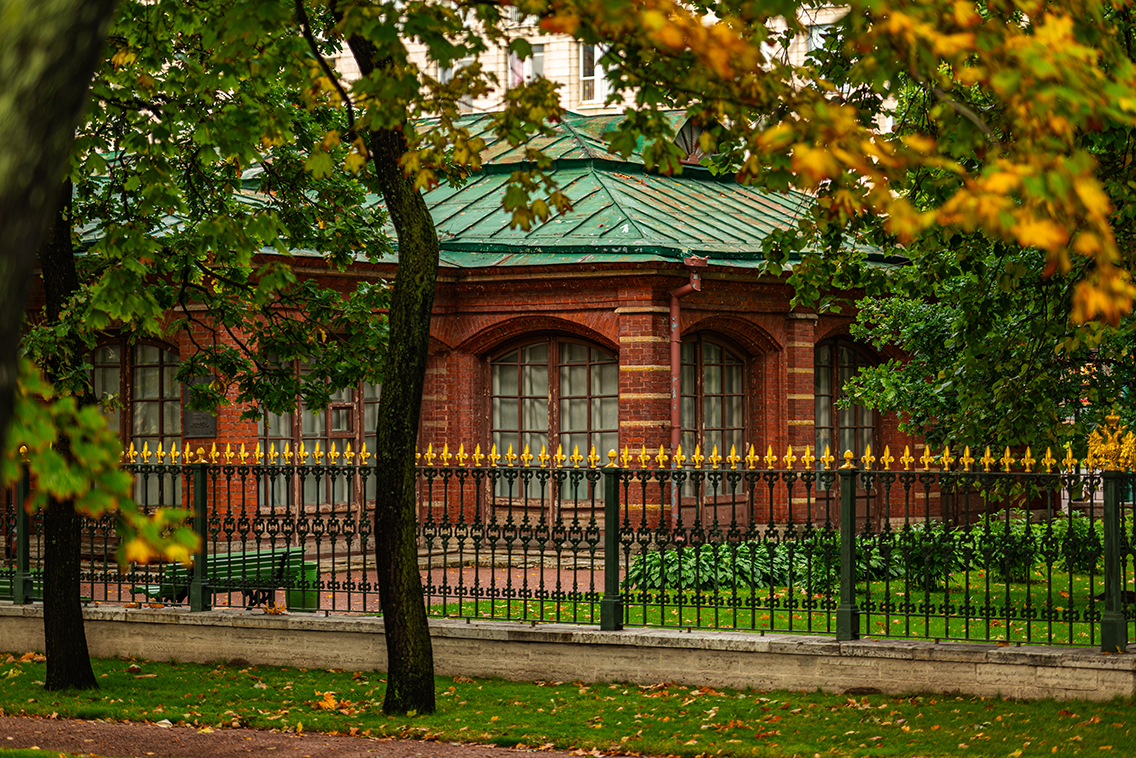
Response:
[1100, 469, 1126, 653]
[189, 459, 210, 612]
[600, 465, 623, 631]
[836, 465, 860, 641]
[13, 464, 31, 604]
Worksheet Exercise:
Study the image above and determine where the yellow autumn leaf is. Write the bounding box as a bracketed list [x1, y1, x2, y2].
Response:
[982, 172, 1020, 194]
[933, 32, 976, 56]
[1012, 216, 1068, 251]
[1074, 177, 1111, 216]
[791, 145, 839, 184]
[656, 23, 686, 51]
[344, 152, 366, 174]
[124, 538, 157, 565]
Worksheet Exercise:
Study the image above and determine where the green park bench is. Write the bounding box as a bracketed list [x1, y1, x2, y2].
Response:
[129, 547, 318, 611]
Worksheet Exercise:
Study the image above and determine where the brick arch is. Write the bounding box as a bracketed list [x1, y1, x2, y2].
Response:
[814, 324, 893, 363]
[457, 315, 619, 357]
[681, 314, 781, 356]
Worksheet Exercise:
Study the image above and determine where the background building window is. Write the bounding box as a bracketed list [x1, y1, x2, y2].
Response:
[490, 339, 618, 464]
[439, 56, 475, 111]
[262, 368, 381, 507]
[679, 335, 746, 458]
[807, 23, 833, 53]
[509, 44, 544, 87]
[580, 43, 609, 103]
[814, 339, 877, 462]
[91, 341, 183, 506]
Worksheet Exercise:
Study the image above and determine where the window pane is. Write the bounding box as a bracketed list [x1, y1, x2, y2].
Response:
[561, 342, 587, 364]
[840, 426, 855, 457]
[561, 396, 586, 431]
[523, 398, 548, 431]
[724, 429, 743, 456]
[331, 408, 351, 432]
[722, 364, 743, 394]
[493, 363, 518, 396]
[330, 386, 354, 403]
[597, 432, 618, 461]
[681, 342, 695, 363]
[592, 397, 618, 430]
[302, 408, 325, 436]
[363, 382, 381, 401]
[582, 44, 595, 74]
[815, 396, 831, 428]
[681, 365, 696, 394]
[860, 426, 873, 458]
[267, 412, 291, 437]
[162, 367, 179, 398]
[363, 403, 377, 432]
[704, 365, 722, 394]
[592, 362, 617, 396]
[523, 342, 548, 364]
[94, 366, 119, 399]
[164, 401, 181, 435]
[95, 344, 120, 364]
[134, 366, 160, 399]
[705, 342, 721, 364]
[704, 396, 721, 429]
[723, 396, 742, 427]
[681, 397, 695, 428]
[815, 428, 832, 458]
[133, 402, 159, 435]
[815, 363, 831, 396]
[135, 344, 160, 365]
[496, 397, 518, 430]
[561, 364, 585, 396]
[522, 431, 548, 458]
[523, 364, 547, 396]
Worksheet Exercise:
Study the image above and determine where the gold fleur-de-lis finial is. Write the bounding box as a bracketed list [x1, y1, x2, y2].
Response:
[1000, 447, 1015, 473]
[1062, 444, 1078, 473]
[784, 445, 797, 470]
[879, 445, 894, 471]
[489, 444, 501, 467]
[726, 444, 740, 470]
[744, 443, 758, 469]
[940, 445, 955, 470]
[654, 445, 668, 469]
[425, 443, 437, 466]
[920, 446, 935, 471]
[820, 445, 835, 470]
[255, 443, 266, 465]
[637, 444, 650, 469]
[900, 445, 914, 471]
[860, 444, 876, 470]
[537, 444, 549, 468]
[126, 441, 137, 463]
[239, 443, 250, 465]
[223, 443, 234, 464]
[619, 445, 632, 468]
[505, 444, 517, 467]
[763, 445, 778, 469]
[328, 442, 340, 464]
[802, 445, 815, 471]
[313, 441, 324, 464]
[170, 443, 180, 464]
[692, 444, 705, 468]
[415, 445, 421, 464]
[297, 441, 309, 465]
[1021, 446, 1036, 473]
[209, 442, 219, 464]
[183, 447, 193, 464]
[588, 445, 600, 468]
[267, 443, 278, 464]
[156, 441, 166, 464]
[708, 444, 722, 469]
[520, 444, 533, 467]
[673, 444, 687, 468]
[840, 449, 855, 469]
[441, 443, 453, 467]
[553, 443, 566, 468]
[457, 443, 467, 467]
[980, 446, 996, 473]
[570, 445, 584, 468]
[344, 442, 355, 464]
[960, 446, 974, 472]
[358, 442, 371, 466]
[472, 443, 484, 467]
[141, 441, 152, 464]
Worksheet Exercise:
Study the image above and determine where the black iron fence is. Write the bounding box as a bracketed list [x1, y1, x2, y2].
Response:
[3, 437, 1135, 650]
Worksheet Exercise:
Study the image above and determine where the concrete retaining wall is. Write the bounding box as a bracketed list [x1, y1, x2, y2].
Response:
[2, 604, 1134, 701]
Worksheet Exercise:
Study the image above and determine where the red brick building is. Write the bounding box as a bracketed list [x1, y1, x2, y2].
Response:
[89, 113, 920, 526]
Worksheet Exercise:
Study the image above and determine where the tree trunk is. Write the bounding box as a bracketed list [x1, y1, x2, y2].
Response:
[39, 184, 98, 692]
[342, 36, 438, 715]
[0, 0, 119, 466]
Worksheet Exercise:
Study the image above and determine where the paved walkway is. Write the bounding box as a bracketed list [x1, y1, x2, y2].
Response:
[1, 716, 583, 758]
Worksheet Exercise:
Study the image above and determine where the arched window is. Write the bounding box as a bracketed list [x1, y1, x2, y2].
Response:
[679, 335, 746, 457]
[814, 339, 877, 462]
[91, 340, 183, 506]
[261, 365, 381, 506]
[490, 338, 618, 463]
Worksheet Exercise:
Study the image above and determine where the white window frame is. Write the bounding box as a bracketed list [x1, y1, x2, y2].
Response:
[579, 43, 610, 104]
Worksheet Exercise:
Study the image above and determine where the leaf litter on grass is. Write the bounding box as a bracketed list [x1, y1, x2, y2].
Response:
[1, 652, 1135, 756]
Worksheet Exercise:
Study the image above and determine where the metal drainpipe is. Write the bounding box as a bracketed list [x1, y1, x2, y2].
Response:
[669, 256, 708, 524]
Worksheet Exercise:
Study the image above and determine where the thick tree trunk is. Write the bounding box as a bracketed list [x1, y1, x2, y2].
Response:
[0, 0, 119, 466]
[39, 184, 98, 692]
[343, 37, 438, 715]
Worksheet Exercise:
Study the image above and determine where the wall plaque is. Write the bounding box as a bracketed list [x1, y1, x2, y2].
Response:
[182, 375, 218, 438]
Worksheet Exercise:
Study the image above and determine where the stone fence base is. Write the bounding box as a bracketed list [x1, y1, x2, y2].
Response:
[2, 604, 1133, 701]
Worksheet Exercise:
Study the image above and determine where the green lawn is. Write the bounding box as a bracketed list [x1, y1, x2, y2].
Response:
[2, 652, 1135, 757]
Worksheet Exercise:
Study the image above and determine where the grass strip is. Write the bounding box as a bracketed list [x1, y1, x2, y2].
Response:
[2, 651, 1134, 757]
